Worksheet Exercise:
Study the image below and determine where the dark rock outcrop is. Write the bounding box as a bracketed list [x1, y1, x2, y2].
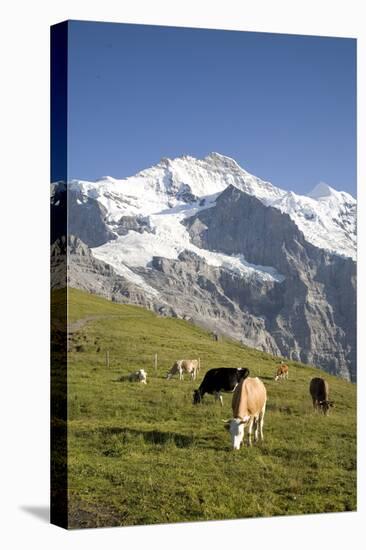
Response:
[51, 185, 116, 247]
[183, 186, 356, 380]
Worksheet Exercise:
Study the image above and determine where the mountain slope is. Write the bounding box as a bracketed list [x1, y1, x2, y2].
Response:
[51, 153, 357, 379]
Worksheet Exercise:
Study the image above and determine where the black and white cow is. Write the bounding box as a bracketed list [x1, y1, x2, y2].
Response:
[193, 367, 250, 406]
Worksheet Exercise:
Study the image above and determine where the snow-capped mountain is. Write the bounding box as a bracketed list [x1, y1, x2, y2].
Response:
[52, 153, 356, 380]
[69, 152, 356, 264]
[272, 182, 356, 260]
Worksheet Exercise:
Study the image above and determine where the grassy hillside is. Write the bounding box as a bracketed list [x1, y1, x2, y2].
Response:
[65, 288, 356, 528]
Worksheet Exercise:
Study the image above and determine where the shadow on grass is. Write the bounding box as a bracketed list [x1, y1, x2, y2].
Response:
[74, 425, 235, 452]
[266, 403, 295, 414]
[98, 426, 195, 448]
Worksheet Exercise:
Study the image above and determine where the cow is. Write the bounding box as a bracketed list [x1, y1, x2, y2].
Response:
[309, 377, 334, 415]
[128, 369, 147, 384]
[193, 367, 250, 406]
[223, 377, 267, 449]
[274, 362, 289, 381]
[166, 359, 199, 381]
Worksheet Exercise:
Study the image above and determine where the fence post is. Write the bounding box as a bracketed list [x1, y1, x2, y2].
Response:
[106, 350, 110, 368]
[154, 353, 158, 372]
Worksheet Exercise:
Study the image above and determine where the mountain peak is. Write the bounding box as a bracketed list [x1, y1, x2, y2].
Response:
[308, 181, 336, 199]
[204, 151, 242, 169]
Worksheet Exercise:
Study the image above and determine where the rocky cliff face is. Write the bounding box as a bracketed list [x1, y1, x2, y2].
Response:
[51, 153, 356, 380]
[184, 186, 356, 379]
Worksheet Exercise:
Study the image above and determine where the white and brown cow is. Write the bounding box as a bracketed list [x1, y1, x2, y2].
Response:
[309, 377, 334, 415]
[274, 362, 289, 381]
[224, 377, 267, 450]
[166, 359, 199, 381]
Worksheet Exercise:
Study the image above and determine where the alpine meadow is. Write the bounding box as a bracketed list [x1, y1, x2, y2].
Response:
[58, 289, 356, 528]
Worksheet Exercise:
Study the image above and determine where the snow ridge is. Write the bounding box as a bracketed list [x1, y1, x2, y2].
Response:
[66, 153, 356, 291]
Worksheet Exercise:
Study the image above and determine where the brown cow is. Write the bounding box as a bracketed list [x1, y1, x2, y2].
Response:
[274, 362, 289, 381]
[309, 377, 334, 415]
[223, 377, 267, 449]
[166, 359, 199, 381]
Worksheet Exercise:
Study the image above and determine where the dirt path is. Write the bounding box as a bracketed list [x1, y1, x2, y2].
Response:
[68, 315, 107, 335]
[67, 314, 117, 352]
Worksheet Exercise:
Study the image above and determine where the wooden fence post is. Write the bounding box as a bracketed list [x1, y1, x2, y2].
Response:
[154, 353, 158, 372]
[106, 350, 110, 368]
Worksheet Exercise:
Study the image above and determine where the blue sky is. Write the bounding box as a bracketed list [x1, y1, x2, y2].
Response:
[63, 20, 356, 196]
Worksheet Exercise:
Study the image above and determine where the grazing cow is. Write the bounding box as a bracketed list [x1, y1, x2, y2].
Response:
[274, 362, 289, 381]
[129, 369, 147, 384]
[193, 367, 250, 406]
[167, 359, 199, 381]
[223, 377, 267, 449]
[309, 377, 334, 414]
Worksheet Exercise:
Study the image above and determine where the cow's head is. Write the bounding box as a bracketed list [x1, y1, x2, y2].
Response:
[319, 400, 335, 415]
[223, 418, 248, 450]
[193, 390, 202, 404]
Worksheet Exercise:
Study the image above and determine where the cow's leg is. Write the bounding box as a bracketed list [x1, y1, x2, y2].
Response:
[253, 417, 259, 443]
[247, 418, 254, 446]
[259, 408, 265, 442]
[214, 392, 224, 406]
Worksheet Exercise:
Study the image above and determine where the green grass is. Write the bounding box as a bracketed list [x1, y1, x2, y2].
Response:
[63, 288, 356, 528]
